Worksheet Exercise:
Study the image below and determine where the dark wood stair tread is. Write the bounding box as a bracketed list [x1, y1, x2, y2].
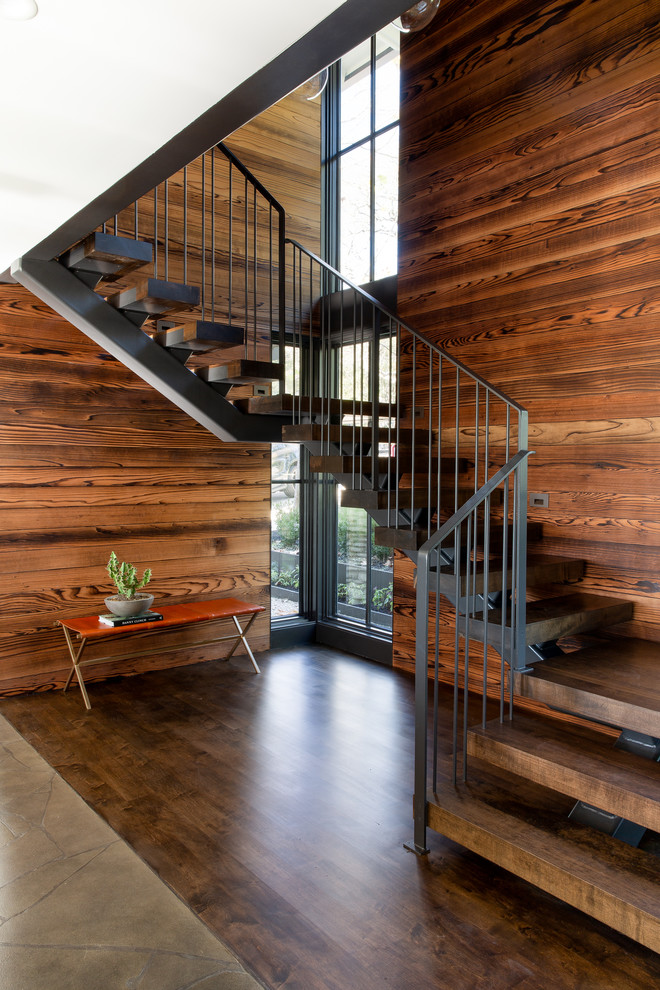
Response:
[427, 760, 660, 951]
[433, 554, 584, 596]
[233, 393, 394, 418]
[106, 277, 200, 317]
[154, 320, 244, 352]
[195, 360, 283, 385]
[339, 481, 486, 511]
[471, 593, 634, 646]
[374, 520, 542, 553]
[514, 637, 660, 737]
[282, 423, 414, 446]
[467, 712, 660, 832]
[59, 232, 152, 282]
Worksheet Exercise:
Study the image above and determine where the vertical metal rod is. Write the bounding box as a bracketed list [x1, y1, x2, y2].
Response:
[201, 154, 206, 321]
[114, 213, 118, 236]
[432, 549, 441, 792]
[413, 547, 430, 852]
[482, 390, 491, 729]
[395, 324, 401, 529]
[253, 186, 257, 360]
[427, 354, 433, 539]
[164, 178, 169, 281]
[134, 200, 138, 240]
[291, 248, 297, 407]
[269, 206, 273, 360]
[411, 338, 417, 527]
[228, 165, 233, 326]
[463, 514, 472, 782]
[244, 175, 248, 358]
[437, 355, 442, 534]
[153, 187, 158, 278]
[454, 369, 460, 513]
[452, 526, 461, 785]
[211, 149, 216, 322]
[500, 404, 511, 722]
[183, 165, 188, 285]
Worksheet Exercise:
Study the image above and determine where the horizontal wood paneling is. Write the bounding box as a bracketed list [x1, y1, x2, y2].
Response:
[395, 0, 660, 676]
[0, 284, 270, 691]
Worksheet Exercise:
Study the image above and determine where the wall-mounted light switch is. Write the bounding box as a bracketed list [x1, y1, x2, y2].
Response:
[529, 493, 549, 508]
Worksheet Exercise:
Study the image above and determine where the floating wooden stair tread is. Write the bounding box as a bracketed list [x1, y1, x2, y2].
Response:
[433, 554, 584, 597]
[309, 454, 410, 476]
[514, 637, 660, 737]
[233, 393, 394, 418]
[196, 360, 283, 385]
[154, 320, 244, 352]
[340, 479, 490, 512]
[470, 593, 633, 647]
[59, 232, 152, 282]
[427, 762, 660, 951]
[106, 277, 200, 318]
[282, 423, 414, 446]
[375, 520, 542, 553]
[467, 713, 660, 833]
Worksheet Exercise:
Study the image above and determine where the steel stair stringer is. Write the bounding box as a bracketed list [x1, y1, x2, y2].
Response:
[11, 256, 286, 445]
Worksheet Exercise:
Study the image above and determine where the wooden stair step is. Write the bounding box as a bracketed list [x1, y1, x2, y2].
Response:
[514, 637, 660, 737]
[433, 554, 584, 596]
[154, 320, 244, 352]
[310, 455, 403, 477]
[374, 520, 542, 553]
[427, 761, 660, 951]
[467, 713, 660, 833]
[470, 593, 634, 648]
[340, 485, 496, 512]
[106, 277, 200, 319]
[282, 423, 414, 446]
[195, 360, 283, 386]
[233, 393, 394, 418]
[59, 232, 152, 283]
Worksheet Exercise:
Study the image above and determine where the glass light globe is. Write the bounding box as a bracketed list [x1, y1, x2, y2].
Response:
[299, 68, 329, 101]
[393, 0, 441, 33]
[0, 0, 38, 20]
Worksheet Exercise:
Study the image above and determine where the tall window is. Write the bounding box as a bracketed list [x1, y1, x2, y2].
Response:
[324, 27, 400, 285]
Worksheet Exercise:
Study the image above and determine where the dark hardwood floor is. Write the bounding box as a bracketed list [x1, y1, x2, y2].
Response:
[2, 646, 659, 990]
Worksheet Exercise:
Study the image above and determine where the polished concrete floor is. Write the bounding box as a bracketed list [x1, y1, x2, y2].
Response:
[0, 714, 263, 990]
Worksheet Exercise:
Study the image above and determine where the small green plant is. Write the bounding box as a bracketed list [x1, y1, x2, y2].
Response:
[106, 551, 152, 599]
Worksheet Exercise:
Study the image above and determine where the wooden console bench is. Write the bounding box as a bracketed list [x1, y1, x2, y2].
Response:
[58, 598, 264, 710]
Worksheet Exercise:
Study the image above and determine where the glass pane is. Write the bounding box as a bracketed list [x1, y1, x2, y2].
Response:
[341, 38, 371, 149]
[375, 29, 400, 132]
[337, 503, 368, 624]
[272, 443, 300, 482]
[379, 333, 397, 407]
[284, 345, 300, 396]
[340, 143, 371, 285]
[370, 518, 393, 632]
[271, 481, 300, 619]
[338, 340, 370, 403]
[374, 127, 399, 280]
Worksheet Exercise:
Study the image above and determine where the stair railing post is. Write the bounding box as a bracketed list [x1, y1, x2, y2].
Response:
[408, 544, 430, 855]
[371, 310, 381, 491]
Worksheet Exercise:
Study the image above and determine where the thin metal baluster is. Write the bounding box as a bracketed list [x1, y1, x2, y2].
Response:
[339, 285, 344, 458]
[291, 249, 297, 410]
[154, 187, 158, 278]
[437, 354, 442, 533]
[395, 324, 401, 529]
[452, 525, 461, 786]
[269, 206, 273, 357]
[211, 149, 215, 322]
[228, 165, 233, 326]
[201, 155, 206, 321]
[411, 338, 417, 526]
[114, 212, 118, 236]
[183, 165, 188, 284]
[433, 557, 441, 793]
[134, 200, 138, 240]
[500, 404, 511, 722]
[454, 369, 460, 513]
[164, 179, 169, 281]
[244, 175, 248, 358]
[463, 513, 472, 782]
[428, 352, 433, 539]
[253, 186, 257, 360]
[482, 390, 491, 729]
[474, 383, 480, 495]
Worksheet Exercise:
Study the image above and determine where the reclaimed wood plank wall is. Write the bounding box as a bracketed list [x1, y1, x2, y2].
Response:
[0, 90, 320, 697]
[394, 0, 660, 675]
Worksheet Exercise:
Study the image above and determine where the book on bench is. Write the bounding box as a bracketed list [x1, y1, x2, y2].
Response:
[98, 610, 164, 627]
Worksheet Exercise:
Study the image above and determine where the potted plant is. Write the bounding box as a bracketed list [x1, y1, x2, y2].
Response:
[104, 551, 154, 617]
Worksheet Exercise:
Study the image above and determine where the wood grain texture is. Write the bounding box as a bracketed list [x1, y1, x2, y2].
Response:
[395, 0, 660, 672]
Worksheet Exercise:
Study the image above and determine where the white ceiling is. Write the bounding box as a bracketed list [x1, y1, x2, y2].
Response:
[0, 0, 351, 274]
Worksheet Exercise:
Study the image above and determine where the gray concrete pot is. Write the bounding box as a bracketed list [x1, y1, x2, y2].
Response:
[104, 593, 154, 617]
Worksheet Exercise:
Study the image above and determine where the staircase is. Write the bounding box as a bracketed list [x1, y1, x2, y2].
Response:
[11, 143, 659, 952]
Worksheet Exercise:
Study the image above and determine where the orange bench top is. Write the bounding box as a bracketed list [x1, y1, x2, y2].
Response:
[58, 598, 265, 640]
